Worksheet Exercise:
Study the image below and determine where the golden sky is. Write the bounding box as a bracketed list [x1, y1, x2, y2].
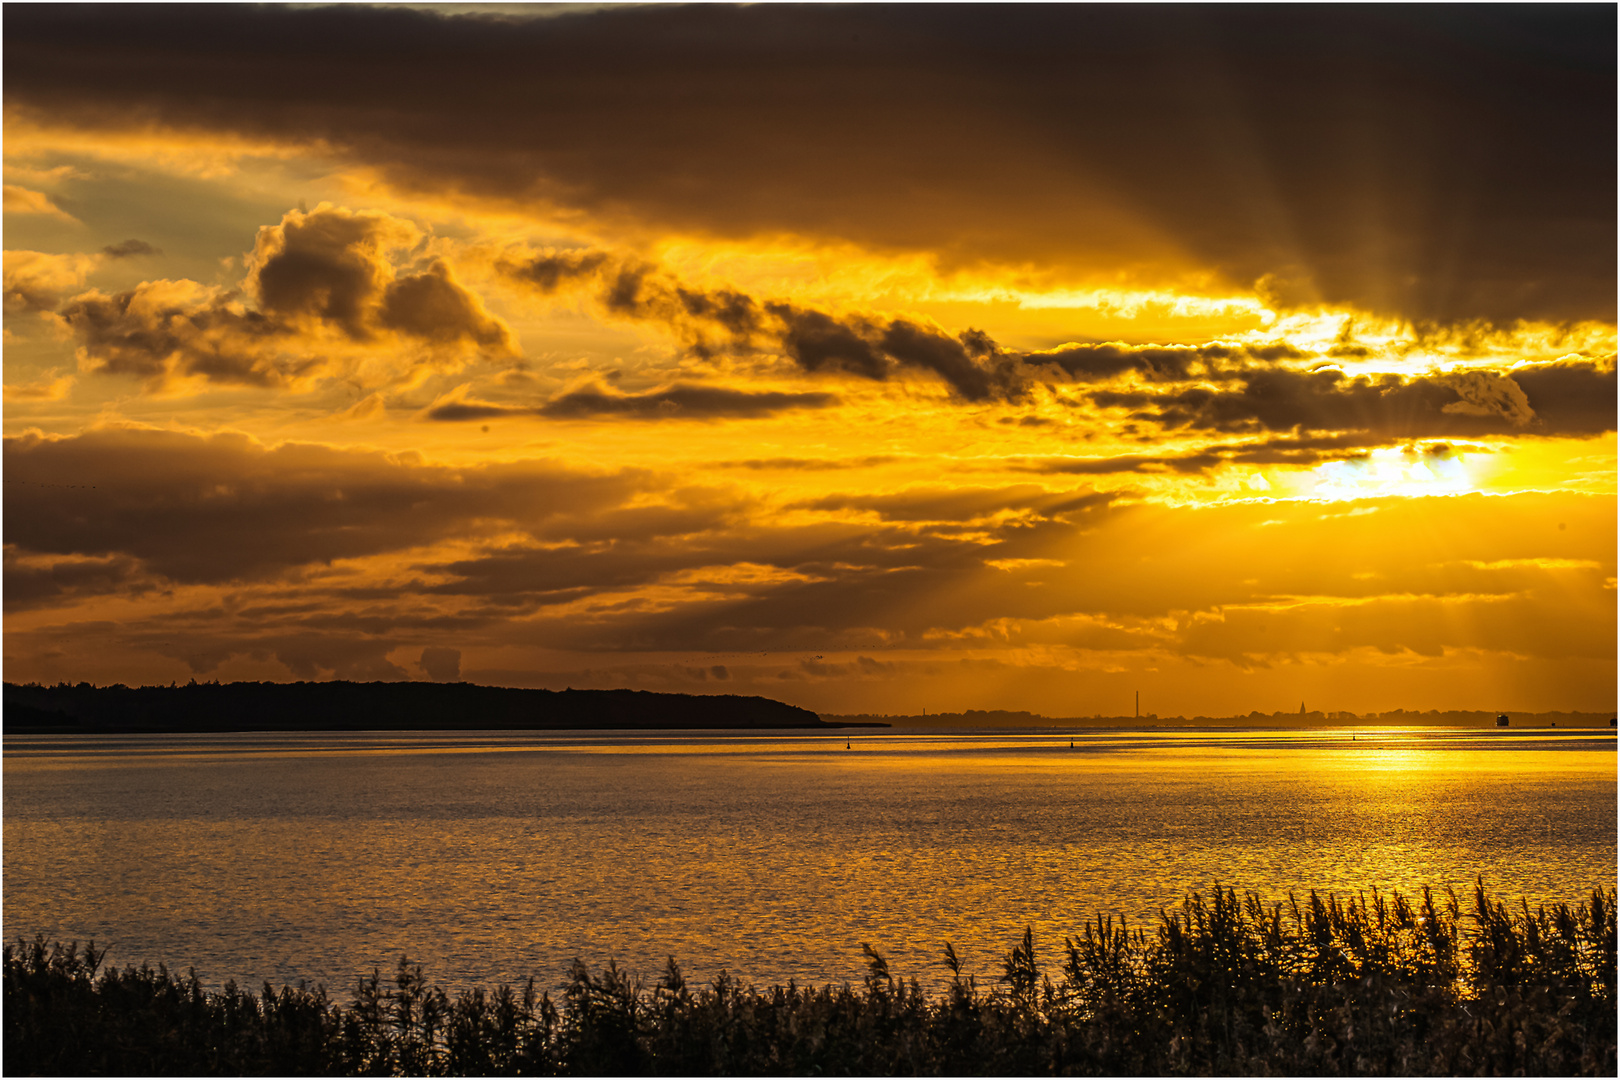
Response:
[3, 4, 1614, 716]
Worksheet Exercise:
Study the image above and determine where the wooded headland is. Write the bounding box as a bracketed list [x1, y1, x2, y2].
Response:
[1, 681, 876, 732]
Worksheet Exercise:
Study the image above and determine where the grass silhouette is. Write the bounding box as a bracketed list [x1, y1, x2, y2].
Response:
[5, 880, 1613, 1075]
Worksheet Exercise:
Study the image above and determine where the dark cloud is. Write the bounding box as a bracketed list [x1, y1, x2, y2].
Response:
[57, 206, 515, 390]
[4, 279, 60, 313]
[250, 205, 512, 349]
[408, 484, 1119, 616]
[417, 646, 462, 681]
[101, 239, 160, 258]
[765, 303, 888, 380]
[6, 5, 1611, 324]
[506, 248, 1609, 434]
[595, 263, 768, 357]
[378, 260, 512, 348]
[1020, 342, 1314, 383]
[12, 617, 423, 680]
[158, 631, 415, 681]
[424, 384, 838, 422]
[502, 248, 775, 361]
[601, 265, 654, 317]
[3, 250, 92, 312]
[880, 319, 1026, 402]
[499, 249, 610, 293]
[2, 549, 146, 612]
[714, 455, 903, 471]
[249, 204, 407, 338]
[541, 384, 837, 420]
[57, 283, 302, 389]
[800, 485, 1113, 524]
[501, 251, 1030, 400]
[531, 495, 746, 545]
[1021, 453, 1221, 476]
[1090, 365, 1613, 438]
[1511, 361, 1618, 436]
[762, 307, 1031, 402]
[423, 401, 527, 422]
[3, 426, 649, 583]
[1018, 433, 1382, 476]
[674, 285, 764, 338]
[416, 518, 914, 606]
[1028, 343, 1210, 383]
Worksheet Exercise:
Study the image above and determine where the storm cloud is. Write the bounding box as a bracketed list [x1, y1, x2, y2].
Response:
[7, 4, 1612, 325]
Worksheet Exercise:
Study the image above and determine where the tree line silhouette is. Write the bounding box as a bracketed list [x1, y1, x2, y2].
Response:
[1, 680, 849, 732]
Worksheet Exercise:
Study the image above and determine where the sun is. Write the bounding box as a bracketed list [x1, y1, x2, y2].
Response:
[1304, 445, 1478, 502]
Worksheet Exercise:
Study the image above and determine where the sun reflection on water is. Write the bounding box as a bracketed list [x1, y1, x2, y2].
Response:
[4, 726, 1613, 996]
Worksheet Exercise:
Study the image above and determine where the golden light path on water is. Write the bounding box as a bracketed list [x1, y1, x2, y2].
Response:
[4, 727, 1614, 996]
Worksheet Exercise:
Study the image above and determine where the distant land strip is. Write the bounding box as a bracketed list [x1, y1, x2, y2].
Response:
[824, 708, 1619, 729]
[1, 681, 887, 733]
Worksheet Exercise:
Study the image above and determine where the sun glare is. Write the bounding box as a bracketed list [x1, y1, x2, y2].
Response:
[1305, 446, 1477, 502]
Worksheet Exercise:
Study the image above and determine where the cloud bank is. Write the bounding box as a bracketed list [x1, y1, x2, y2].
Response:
[7, 4, 1612, 324]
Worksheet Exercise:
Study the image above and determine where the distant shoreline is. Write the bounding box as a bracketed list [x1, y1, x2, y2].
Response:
[4, 678, 1612, 734]
[2, 680, 888, 733]
[823, 708, 1619, 729]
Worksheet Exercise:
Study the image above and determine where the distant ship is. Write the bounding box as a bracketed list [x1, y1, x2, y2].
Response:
[1496, 714, 1509, 727]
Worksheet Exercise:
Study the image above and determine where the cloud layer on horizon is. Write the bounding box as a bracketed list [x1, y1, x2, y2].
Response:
[5, 427, 1613, 691]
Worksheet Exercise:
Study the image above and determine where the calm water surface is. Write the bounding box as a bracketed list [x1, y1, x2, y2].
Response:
[4, 726, 1615, 995]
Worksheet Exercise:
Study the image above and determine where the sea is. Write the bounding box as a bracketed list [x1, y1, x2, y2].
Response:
[4, 726, 1615, 997]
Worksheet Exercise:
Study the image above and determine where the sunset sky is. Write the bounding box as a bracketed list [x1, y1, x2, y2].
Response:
[3, 4, 1614, 717]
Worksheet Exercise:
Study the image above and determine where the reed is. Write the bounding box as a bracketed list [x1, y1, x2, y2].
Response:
[5, 880, 1614, 1076]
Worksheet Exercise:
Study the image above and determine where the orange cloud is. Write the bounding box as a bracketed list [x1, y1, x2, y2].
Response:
[2, 372, 76, 403]
[3, 184, 76, 221]
[53, 205, 515, 392]
[3, 249, 97, 311]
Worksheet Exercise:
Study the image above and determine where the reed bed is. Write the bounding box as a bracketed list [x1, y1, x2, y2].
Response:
[6, 881, 1614, 1076]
